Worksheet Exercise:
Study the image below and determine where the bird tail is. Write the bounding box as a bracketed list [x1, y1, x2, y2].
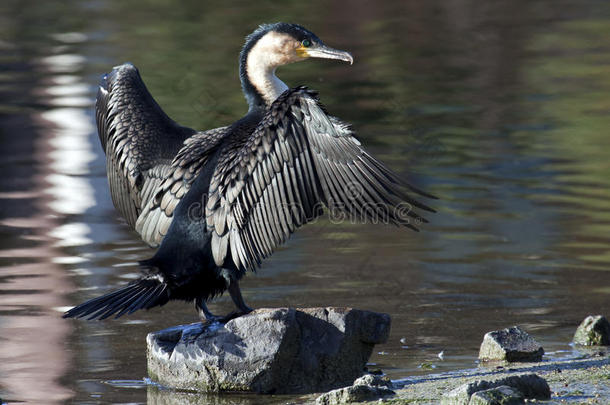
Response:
[63, 277, 169, 320]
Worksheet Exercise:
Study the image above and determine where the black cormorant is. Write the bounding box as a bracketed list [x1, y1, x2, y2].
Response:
[63, 23, 435, 322]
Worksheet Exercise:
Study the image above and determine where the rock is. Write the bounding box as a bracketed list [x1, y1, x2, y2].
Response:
[316, 374, 395, 404]
[352, 373, 393, 388]
[147, 307, 391, 394]
[478, 326, 544, 362]
[496, 374, 550, 398]
[469, 385, 524, 405]
[573, 315, 610, 346]
[441, 373, 550, 405]
[316, 384, 395, 404]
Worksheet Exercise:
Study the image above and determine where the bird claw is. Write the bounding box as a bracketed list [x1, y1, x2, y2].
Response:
[201, 314, 225, 325]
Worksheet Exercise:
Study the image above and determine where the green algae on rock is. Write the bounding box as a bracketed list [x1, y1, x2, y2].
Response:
[573, 315, 610, 346]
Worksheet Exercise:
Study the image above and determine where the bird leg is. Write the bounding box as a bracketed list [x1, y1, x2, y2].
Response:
[228, 280, 253, 315]
[194, 297, 223, 324]
[196, 271, 253, 324]
[212, 281, 253, 323]
[219, 268, 253, 318]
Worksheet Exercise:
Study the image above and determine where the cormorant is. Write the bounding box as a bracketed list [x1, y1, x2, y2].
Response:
[63, 23, 435, 322]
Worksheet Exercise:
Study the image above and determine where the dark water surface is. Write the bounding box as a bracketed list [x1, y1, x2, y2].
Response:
[1, 0, 610, 403]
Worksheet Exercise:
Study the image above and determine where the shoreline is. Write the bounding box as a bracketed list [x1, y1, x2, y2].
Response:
[365, 350, 610, 404]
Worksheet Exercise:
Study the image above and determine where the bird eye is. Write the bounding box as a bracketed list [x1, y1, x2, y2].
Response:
[302, 39, 311, 47]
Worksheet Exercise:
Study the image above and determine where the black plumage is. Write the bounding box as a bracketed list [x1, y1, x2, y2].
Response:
[64, 23, 435, 322]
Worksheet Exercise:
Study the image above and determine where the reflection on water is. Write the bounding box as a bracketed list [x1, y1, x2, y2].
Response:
[1, 0, 610, 403]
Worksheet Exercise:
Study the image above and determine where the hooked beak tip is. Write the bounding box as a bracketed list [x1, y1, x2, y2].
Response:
[337, 51, 354, 65]
[342, 52, 354, 65]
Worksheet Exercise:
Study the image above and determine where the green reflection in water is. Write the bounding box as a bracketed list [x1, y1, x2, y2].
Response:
[525, 17, 610, 271]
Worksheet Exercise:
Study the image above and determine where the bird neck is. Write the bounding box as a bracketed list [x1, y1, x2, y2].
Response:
[239, 32, 290, 112]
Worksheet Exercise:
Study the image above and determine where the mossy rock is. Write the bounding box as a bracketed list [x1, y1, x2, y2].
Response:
[573, 315, 610, 346]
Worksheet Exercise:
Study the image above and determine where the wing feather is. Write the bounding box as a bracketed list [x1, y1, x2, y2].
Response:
[134, 127, 228, 247]
[95, 63, 197, 228]
[205, 87, 435, 272]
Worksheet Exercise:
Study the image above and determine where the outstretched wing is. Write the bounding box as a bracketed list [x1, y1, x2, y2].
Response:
[96, 63, 197, 228]
[206, 87, 435, 272]
[135, 127, 228, 247]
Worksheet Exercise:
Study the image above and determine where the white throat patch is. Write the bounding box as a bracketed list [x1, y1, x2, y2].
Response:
[246, 31, 296, 106]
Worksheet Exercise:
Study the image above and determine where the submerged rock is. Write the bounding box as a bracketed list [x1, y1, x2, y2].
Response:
[316, 373, 395, 404]
[441, 373, 550, 405]
[478, 326, 544, 362]
[147, 307, 390, 394]
[573, 315, 610, 346]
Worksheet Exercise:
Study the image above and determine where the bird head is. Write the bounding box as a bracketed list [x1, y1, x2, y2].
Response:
[243, 23, 353, 67]
[240, 23, 353, 110]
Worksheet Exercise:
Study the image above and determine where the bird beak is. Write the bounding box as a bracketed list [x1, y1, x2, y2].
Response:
[298, 43, 354, 65]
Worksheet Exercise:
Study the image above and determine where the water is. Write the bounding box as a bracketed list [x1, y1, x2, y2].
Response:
[1, 0, 610, 403]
